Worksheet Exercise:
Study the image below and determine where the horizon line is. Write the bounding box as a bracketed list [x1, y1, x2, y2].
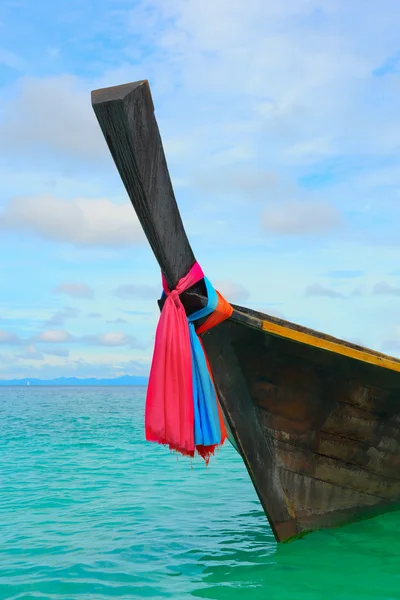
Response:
[0, 375, 149, 383]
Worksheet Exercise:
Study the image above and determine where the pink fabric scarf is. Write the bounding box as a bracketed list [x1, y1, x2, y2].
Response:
[145, 262, 204, 456]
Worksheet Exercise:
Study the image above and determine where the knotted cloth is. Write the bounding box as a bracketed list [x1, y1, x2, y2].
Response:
[145, 262, 232, 462]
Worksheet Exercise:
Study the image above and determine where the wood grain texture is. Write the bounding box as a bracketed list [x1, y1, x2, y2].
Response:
[201, 321, 299, 541]
[225, 322, 400, 539]
[91, 81, 194, 291]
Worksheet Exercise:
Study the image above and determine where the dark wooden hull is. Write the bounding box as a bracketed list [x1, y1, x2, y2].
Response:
[202, 308, 400, 541]
[91, 80, 400, 542]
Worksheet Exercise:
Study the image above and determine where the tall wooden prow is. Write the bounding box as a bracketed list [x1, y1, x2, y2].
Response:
[91, 81, 207, 311]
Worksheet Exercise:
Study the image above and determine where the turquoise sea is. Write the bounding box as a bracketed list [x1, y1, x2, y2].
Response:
[1, 387, 400, 600]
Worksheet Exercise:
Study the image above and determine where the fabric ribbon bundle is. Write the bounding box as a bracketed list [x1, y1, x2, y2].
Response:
[145, 262, 232, 463]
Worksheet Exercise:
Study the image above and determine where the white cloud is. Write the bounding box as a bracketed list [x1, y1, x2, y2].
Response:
[107, 317, 128, 324]
[214, 280, 250, 302]
[0, 331, 22, 345]
[15, 343, 70, 359]
[0, 75, 104, 160]
[16, 345, 44, 361]
[43, 347, 70, 358]
[382, 337, 400, 351]
[36, 330, 72, 343]
[53, 283, 94, 299]
[45, 307, 80, 326]
[252, 305, 285, 319]
[0, 196, 144, 248]
[117, 0, 400, 235]
[83, 332, 138, 347]
[372, 282, 400, 296]
[125, 1, 393, 144]
[190, 167, 277, 201]
[1, 1, 398, 246]
[322, 270, 364, 279]
[113, 284, 159, 299]
[0, 47, 23, 70]
[2, 2, 400, 182]
[0, 328, 146, 350]
[305, 283, 344, 299]
[262, 202, 342, 235]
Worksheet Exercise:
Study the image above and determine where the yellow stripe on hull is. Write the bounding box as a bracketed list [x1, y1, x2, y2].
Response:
[262, 319, 400, 374]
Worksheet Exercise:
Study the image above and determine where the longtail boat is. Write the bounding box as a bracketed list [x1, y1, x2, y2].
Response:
[91, 80, 400, 542]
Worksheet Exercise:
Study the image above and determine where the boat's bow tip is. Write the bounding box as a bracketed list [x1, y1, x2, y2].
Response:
[91, 80, 150, 106]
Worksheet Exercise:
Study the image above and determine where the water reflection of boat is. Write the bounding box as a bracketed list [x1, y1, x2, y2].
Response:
[91, 80, 400, 542]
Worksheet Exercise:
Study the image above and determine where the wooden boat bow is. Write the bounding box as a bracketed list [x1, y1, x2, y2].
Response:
[92, 80, 400, 543]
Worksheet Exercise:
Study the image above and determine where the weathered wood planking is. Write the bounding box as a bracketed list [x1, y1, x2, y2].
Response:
[201, 321, 299, 541]
[226, 322, 400, 538]
[278, 470, 400, 533]
[91, 81, 204, 306]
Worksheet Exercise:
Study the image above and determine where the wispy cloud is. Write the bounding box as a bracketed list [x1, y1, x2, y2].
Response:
[0, 75, 104, 160]
[0, 47, 24, 70]
[0, 196, 144, 248]
[53, 283, 94, 299]
[113, 284, 159, 300]
[382, 339, 400, 351]
[16, 345, 44, 361]
[1, 328, 146, 350]
[35, 329, 144, 348]
[305, 283, 344, 299]
[43, 347, 70, 357]
[0, 330, 22, 345]
[262, 201, 342, 236]
[35, 330, 72, 343]
[372, 52, 400, 77]
[322, 270, 364, 279]
[45, 306, 80, 326]
[214, 280, 250, 303]
[82, 332, 143, 348]
[107, 317, 128, 324]
[372, 282, 400, 296]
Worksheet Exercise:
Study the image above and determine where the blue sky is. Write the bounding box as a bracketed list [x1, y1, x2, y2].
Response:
[1, 0, 400, 379]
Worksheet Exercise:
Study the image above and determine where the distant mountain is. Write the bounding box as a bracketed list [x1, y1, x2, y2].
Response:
[0, 375, 148, 387]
